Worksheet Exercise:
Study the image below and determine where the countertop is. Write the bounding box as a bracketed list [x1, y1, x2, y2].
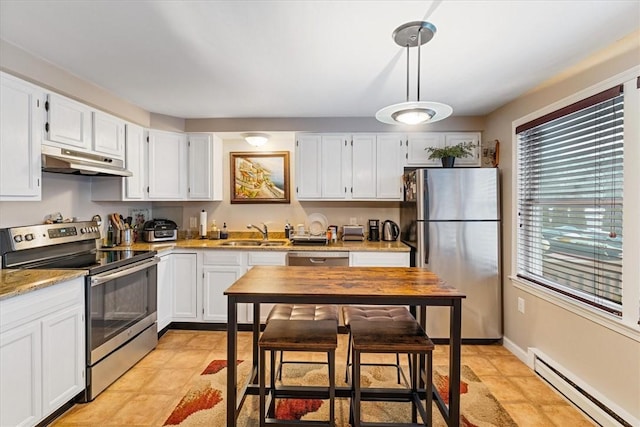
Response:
[118, 238, 409, 253]
[0, 269, 87, 301]
[0, 236, 408, 300]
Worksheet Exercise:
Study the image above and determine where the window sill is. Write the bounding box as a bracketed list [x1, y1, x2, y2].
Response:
[509, 275, 640, 342]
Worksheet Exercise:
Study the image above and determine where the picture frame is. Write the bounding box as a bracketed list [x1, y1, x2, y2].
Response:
[230, 151, 290, 204]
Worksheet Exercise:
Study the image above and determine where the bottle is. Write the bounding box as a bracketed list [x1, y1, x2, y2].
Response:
[284, 220, 291, 239]
[221, 222, 229, 239]
[105, 223, 114, 247]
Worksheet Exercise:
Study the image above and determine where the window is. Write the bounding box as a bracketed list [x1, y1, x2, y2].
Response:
[516, 86, 624, 315]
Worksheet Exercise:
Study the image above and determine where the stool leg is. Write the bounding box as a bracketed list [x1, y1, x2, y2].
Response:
[278, 350, 284, 381]
[328, 350, 335, 427]
[396, 353, 401, 384]
[425, 351, 433, 427]
[269, 350, 277, 418]
[259, 347, 266, 427]
[411, 353, 418, 423]
[353, 349, 361, 427]
[345, 330, 352, 383]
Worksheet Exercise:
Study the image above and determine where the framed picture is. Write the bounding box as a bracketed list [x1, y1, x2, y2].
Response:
[482, 139, 500, 167]
[230, 151, 290, 204]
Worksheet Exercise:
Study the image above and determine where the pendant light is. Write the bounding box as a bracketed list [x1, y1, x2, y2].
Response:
[376, 21, 452, 125]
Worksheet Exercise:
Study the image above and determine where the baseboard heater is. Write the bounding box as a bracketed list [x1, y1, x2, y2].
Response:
[530, 348, 636, 427]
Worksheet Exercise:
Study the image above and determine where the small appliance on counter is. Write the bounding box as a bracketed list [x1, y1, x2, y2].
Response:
[382, 220, 400, 241]
[368, 219, 380, 241]
[142, 219, 178, 242]
[342, 225, 365, 241]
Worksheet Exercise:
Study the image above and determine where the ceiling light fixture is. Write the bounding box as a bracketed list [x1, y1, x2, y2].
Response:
[242, 132, 270, 147]
[376, 21, 452, 125]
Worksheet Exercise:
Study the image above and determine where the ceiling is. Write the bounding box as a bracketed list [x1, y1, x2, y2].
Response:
[1, 1, 638, 120]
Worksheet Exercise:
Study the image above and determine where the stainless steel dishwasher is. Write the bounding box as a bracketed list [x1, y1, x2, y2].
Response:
[287, 251, 349, 266]
[287, 251, 350, 325]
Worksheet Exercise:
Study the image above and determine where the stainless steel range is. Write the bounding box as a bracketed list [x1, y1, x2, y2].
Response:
[0, 221, 159, 402]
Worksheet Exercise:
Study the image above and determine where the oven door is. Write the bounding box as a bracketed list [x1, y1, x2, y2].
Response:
[87, 257, 159, 365]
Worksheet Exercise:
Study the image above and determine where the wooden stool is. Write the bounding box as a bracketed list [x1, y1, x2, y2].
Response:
[349, 320, 434, 427]
[342, 306, 416, 384]
[266, 304, 339, 380]
[259, 319, 337, 427]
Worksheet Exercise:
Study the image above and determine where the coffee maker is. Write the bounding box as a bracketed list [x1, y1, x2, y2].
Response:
[368, 219, 380, 241]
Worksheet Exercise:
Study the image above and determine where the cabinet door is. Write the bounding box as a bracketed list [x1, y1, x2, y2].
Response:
[157, 254, 173, 331]
[376, 133, 405, 200]
[92, 111, 125, 158]
[45, 93, 91, 150]
[321, 134, 349, 199]
[41, 305, 84, 416]
[445, 132, 481, 166]
[148, 130, 188, 199]
[351, 134, 377, 199]
[172, 253, 198, 320]
[0, 73, 42, 201]
[349, 251, 410, 267]
[0, 322, 42, 427]
[202, 266, 245, 322]
[187, 133, 213, 200]
[295, 134, 322, 199]
[406, 133, 443, 166]
[124, 123, 147, 200]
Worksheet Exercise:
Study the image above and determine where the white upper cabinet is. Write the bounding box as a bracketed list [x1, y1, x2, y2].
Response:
[444, 132, 481, 166]
[320, 134, 349, 199]
[351, 134, 377, 199]
[124, 123, 147, 200]
[406, 132, 443, 166]
[296, 133, 405, 201]
[296, 134, 349, 200]
[0, 72, 43, 201]
[295, 134, 322, 198]
[187, 133, 222, 201]
[376, 133, 405, 200]
[406, 132, 482, 167]
[92, 111, 125, 158]
[45, 93, 92, 150]
[148, 130, 188, 200]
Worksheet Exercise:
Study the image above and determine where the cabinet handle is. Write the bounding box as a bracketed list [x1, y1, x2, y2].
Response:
[44, 122, 49, 133]
[44, 100, 49, 111]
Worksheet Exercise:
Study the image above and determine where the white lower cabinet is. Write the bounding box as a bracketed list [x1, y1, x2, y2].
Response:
[0, 277, 85, 427]
[157, 253, 173, 331]
[171, 252, 198, 321]
[202, 251, 248, 323]
[246, 252, 287, 323]
[349, 251, 410, 267]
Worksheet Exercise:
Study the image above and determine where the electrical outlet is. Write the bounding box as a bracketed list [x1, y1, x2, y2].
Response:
[517, 297, 525, 314]
[349, 217, 357, 225]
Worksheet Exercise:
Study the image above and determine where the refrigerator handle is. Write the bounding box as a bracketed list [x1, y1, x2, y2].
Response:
[417, 221, 428, 267]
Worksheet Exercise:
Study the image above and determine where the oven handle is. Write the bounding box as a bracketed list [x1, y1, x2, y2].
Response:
[90, 257, 160, 287]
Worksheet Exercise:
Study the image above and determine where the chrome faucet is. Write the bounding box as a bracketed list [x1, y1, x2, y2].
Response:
[247, 223, 268, 240]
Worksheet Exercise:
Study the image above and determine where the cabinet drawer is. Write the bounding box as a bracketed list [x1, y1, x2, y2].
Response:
[202, 250, 244, 266]
[247, 251, 286, 266]
[0, 278, 84, 332]
[349, 252, 410, 267]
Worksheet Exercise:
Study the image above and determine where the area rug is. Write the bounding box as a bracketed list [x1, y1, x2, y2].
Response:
[164, 359, 516, 426]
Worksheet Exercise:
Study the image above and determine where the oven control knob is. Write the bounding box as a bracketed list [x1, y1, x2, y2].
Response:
[13, 235, 23, 243]
[80, 228, 86, 233]
[24, 233, 34, 241]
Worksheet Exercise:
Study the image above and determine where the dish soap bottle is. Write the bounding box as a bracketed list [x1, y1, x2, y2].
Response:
[210, 220, 219, 240]
[221, 222, 229, 239]
[284, 220, 291, 239]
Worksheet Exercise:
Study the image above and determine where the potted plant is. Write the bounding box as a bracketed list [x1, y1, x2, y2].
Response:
[425, 141, 475, 167]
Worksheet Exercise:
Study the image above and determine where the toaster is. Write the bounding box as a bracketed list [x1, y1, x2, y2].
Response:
[342, 225, 365, 241]
[141, 219, 178, 242]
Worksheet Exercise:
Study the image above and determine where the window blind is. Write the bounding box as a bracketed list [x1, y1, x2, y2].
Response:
[516, 87, 624, 315]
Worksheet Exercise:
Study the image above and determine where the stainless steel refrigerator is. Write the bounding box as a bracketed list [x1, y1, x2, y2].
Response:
[400, 168, 501, 342]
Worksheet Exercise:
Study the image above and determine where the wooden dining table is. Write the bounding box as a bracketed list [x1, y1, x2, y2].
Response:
[224, 265, 466, 427]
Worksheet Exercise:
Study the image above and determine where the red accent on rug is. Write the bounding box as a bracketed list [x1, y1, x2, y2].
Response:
[201, 359, 243, 375]
[164, 385, 222, 426]
[275, 398, 324, 420]
[434, 373, 469, 405]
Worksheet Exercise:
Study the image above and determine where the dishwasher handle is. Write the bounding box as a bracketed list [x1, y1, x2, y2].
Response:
[288, 251, 348, 258]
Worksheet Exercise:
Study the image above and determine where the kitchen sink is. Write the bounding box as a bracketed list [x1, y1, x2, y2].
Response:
[219, 240, 289, 247]
[220, 240, 262, 246]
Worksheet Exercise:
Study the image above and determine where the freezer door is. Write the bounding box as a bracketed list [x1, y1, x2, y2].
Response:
[422, 168, 500, 221]
[424, 220, 502, 340]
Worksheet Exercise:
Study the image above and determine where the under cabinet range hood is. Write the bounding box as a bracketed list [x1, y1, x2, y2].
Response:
[41, 144, 132, 177]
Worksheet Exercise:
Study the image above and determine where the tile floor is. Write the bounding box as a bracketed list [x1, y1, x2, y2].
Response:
[52, 330, 595, 426]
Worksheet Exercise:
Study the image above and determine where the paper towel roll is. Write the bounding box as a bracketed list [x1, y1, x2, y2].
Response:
[199, 210, 207, 238]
